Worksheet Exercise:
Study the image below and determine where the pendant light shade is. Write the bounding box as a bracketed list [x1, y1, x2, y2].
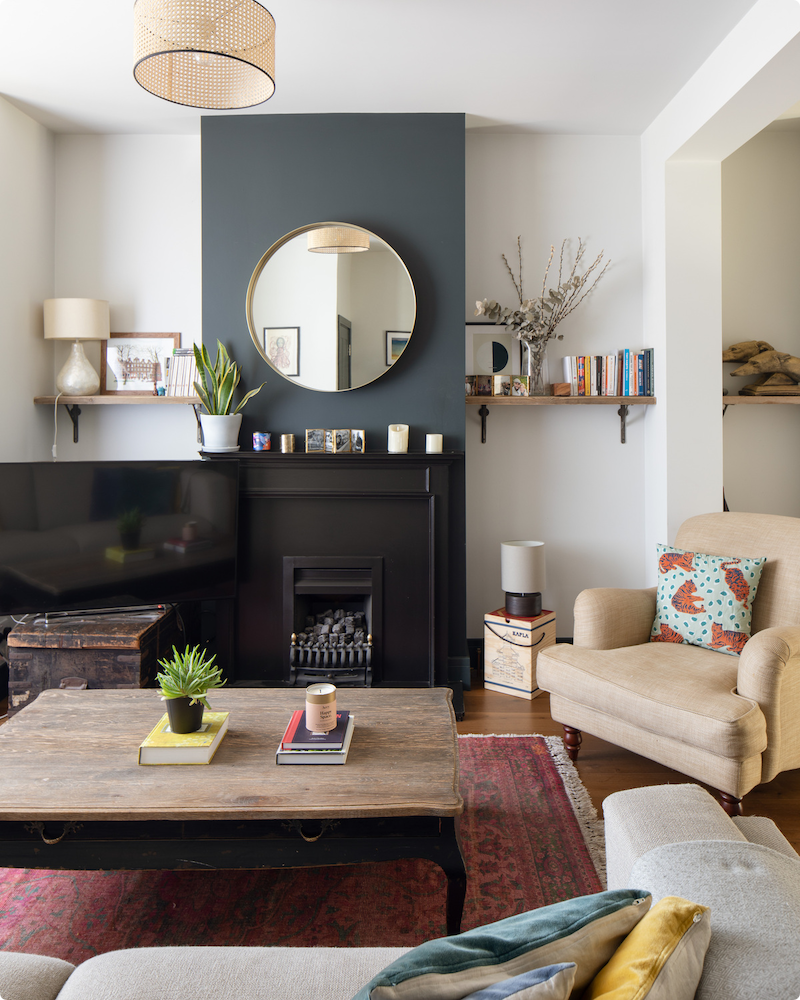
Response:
[307, 227, 370, 254]
[133, 0, 276, 110]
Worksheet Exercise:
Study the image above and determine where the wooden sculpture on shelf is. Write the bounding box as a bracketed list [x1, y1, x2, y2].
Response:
[723, 340, 800, 395]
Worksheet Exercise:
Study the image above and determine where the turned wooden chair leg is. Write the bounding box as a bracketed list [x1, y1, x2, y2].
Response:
[563, 726, 582, 762]
[718, 791, 743, 817]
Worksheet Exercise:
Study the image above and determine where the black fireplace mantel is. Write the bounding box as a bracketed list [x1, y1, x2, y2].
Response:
[218, 452, 465, 688]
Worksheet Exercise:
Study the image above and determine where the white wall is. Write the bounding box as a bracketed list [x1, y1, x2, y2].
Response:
[51, 134, 202, 459]
[721, 128, 800, 516]
[465, 134, 645, 636]
[0, 97, 54, 461]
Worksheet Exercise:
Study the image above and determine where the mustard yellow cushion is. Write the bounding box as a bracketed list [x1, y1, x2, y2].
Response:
[584, 896, 710, 1000]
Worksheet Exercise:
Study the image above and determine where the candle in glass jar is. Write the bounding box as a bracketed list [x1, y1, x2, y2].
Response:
[388, 424, 409, 453]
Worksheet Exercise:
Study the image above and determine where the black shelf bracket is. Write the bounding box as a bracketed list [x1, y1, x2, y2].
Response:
[65, 404, 81, 443]
[617, 404, 629, 444]
[478, 403, 490, 443]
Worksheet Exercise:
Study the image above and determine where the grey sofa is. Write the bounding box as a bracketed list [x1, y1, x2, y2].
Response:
[2, 783, 799, 1000]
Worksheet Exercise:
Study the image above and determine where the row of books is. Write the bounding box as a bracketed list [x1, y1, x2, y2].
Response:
[277, 709, 354, 765]
[136, 706, 356, 766]
[561, 349, 654, 397]
[165, 348, 200, 398]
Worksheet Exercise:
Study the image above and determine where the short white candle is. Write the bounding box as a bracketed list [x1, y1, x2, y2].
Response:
[425, 433, 443, 453]
[388, 424, 409, 453]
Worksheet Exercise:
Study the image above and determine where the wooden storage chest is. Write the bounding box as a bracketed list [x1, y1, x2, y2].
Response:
[7, 607, 181, 716]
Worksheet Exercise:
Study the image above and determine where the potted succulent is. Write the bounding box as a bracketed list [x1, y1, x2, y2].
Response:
[193, 340, 266, 452]
[155, 644, 226, 734]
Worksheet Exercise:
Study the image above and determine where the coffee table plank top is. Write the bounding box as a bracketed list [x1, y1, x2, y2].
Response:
[0, 688, 463, 822]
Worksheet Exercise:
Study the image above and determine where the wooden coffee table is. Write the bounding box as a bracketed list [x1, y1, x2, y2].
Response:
[0, 687, 466, 934]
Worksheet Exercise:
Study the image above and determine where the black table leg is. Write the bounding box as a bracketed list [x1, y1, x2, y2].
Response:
[439, 816, 467, 935]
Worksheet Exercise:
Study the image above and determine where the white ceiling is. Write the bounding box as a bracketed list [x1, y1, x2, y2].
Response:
[0, 0, 764, 136]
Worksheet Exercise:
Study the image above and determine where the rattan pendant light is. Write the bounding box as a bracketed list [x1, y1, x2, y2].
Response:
[133, 0, 276, 110]
[307, 227, 370, 254]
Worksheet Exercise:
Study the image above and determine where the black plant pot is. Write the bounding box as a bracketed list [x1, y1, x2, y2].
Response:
[119, 529, 141, 551]
[165, 696, 204, 734]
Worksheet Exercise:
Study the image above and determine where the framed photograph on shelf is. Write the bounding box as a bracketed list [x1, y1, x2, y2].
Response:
[305, 429, 325, 453]
[263, 327, 299, 377]
[386, 331, 410, 366]
[101, 333, 180, 395]
[465, 322, 518, 377]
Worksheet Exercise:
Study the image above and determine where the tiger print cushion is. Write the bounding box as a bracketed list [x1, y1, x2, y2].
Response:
[650, 543, 766, 656]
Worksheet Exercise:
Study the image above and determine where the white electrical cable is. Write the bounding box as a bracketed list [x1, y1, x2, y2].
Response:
[52, 391, 62, 460]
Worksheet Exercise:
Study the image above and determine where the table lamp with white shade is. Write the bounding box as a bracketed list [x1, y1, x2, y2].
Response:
[501, 540, 546, 617]
[44, 298, 110, 396]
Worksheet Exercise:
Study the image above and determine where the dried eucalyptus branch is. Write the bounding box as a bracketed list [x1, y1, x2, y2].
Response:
[475, 237, 609, 347]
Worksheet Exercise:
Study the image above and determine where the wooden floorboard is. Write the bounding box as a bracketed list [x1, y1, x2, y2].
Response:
[457, 680, 800, 854]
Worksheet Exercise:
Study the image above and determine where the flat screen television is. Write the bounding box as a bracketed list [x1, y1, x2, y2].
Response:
[0, 460, 239, 617]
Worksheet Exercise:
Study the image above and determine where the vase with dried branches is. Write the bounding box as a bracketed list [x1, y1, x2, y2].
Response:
[476, 238, 609, 395]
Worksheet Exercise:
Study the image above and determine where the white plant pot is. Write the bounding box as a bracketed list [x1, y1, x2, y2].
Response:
[199, 413, 242, 452]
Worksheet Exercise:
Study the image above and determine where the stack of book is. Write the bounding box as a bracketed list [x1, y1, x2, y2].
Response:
[166, 348, 200, 397]
[276, 709, 355, 765]
[560, 349, 655, 396]
[138, 711, 230, 764]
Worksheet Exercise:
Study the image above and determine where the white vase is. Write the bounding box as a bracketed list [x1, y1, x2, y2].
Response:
[56, 341, 100, 396]
[199, 413, 242, 452]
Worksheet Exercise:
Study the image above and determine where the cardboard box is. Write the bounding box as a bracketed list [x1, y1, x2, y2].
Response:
[483, 607, 556, 700]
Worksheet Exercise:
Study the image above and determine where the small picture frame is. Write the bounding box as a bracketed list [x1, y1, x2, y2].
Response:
[511, 375, 529, 397]
[351, 429, 365, 453]
[465, 376, 476, 397]
[493, 375, 511, 396]
[386, 331, 410, 366]
[333, 429, 352, 453]
[324, 430, 334, 453]
[475, 375, 493, 396]
[305, 429, 326, 453]
[466, 323, 516, 377]
[264, 327, 300, 377]
[101, 333, 180, 395]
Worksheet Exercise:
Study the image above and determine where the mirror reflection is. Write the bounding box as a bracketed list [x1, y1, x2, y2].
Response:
[246, 223, 416, 392]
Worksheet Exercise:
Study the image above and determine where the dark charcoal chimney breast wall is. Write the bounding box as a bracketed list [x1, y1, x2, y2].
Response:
[201, 114, 467, 685]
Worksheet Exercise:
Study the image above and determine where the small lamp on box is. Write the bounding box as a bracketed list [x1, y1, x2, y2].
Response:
[501, 540, 546, 618]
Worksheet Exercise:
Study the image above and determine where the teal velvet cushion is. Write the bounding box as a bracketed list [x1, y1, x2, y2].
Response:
[351, 889, 651, 1000]
[462, 964, 576, 999]
[650, 543, 766, 655]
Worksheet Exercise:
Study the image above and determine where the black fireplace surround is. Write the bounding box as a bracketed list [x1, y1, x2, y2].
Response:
[217, 452, 464, 688]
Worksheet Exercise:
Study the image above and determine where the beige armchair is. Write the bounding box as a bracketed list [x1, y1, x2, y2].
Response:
[537, 512, 800, 815]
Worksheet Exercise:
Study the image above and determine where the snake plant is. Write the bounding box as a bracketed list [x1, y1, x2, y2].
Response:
[155, 644, 226, 710]
[193, 340, 265, 415]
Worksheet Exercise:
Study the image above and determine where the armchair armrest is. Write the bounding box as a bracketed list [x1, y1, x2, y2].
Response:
[737, 625, 800, 782]
[573, 587, 657, 650]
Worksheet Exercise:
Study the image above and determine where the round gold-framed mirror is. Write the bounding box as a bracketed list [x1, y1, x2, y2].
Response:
[246, 222, 416, 392]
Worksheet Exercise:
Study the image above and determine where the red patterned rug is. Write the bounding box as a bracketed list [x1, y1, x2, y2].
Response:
[0, 736, 604, 963]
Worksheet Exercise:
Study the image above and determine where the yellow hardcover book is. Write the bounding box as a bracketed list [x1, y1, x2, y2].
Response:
[138, 711, 230, 765]
[105, 545, 155, 564]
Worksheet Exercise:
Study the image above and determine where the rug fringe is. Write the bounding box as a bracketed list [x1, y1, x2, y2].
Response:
[459, 733, 607, 888]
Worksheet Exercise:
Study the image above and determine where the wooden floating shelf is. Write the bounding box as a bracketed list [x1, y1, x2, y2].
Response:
[722, 395, 800, 404]
[34, 395, 199, 405]
[466, 394, 656, 443]
[465, 395, 656, 406]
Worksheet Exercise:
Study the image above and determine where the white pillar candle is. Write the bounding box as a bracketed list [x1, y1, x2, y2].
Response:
[388, 424, 409, 453]
[425, 433, 443, 453]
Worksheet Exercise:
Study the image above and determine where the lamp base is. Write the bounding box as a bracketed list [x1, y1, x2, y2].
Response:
[504, 592, 542, 618]
[56, 341, 100, 396]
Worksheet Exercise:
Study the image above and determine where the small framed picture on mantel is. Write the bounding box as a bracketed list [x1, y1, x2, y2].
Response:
[101, 333, 180, 395]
